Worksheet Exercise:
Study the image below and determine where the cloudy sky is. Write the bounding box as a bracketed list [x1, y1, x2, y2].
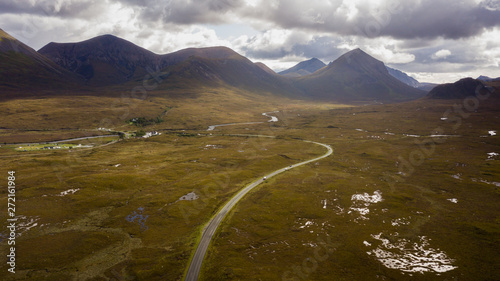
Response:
[1, 0, 500, 83]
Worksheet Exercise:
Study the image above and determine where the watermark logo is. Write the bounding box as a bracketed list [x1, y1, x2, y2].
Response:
[6, 171, 17, 274]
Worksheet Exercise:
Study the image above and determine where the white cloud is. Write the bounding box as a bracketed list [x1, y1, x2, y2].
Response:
[432, 49, 452, 60]
[338, 1, 359, 21]
[234, 29, 316, 59]
[0, 3, 233, 54]
[366, 45, 415, 64]
[408, 72, 474, 84]
[143, 26, 233, 54]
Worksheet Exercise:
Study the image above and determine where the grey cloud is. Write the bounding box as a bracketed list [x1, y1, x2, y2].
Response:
[376, 0, 500, 39]
[392, 61, 475, 74]
[290, 37, 347, 62]
[4, 0, 499, 41]
[390, 40, 494, 75]
[409, 41, 493, 66]
[241, 35, 346, 63]
[116, 0, 245, 25]
[0, 0, 107, 19]
[241, 0, 500, 40]
[0, 0, 244, 25]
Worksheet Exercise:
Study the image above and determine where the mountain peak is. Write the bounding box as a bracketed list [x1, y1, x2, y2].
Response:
[307, 57, 322, 62]
[0, 29, 32, 54]
[0, 28, 51, 58]
[294, 48, 425, 102]
[169, 46, 242, 60]
[339, 48, 377, 62]
[328, 48, 387, 75]
[89, 34, 122, 44]
[0, 28, 16, 41]
[97, 34, 118, 39]
[279, 57, 326, 77]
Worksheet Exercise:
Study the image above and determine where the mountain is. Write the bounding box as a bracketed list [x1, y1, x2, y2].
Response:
[386, 66, 439, 92]
[156, 47, 302, 97]
[477, 75, 500, 82]
[5, 33, 428, 103]
[38, 34, 301, 96]
[426, 77, 492, 99]
[293, 49, 426, 103]
[38, 34, 164, 85]
[386, 66, 420, 88]
[279, 58, 326, 77]
[0, 29, 81, 94]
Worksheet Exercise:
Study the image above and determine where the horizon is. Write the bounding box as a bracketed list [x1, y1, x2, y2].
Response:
[1, 0, 500, 84]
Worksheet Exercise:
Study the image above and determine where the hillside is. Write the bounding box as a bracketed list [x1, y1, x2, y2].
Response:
[153, 47, 302, 97]
[293, 49, 426, 103]
[426, 77, 498, 99]
[255, 62, 276, 75]
[386, 66, 420, 88]
[38, 34, 163, 85]
[37, 35, 301, 97]
[0, 29, 82, 95]
[278, 58, 326, 77]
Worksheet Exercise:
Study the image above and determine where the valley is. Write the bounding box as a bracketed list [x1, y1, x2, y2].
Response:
[0, 28, 499, 281]
[1, 95, 499, 280]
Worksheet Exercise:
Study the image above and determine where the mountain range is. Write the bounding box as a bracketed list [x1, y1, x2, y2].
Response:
[1, 28, 496, 103]
[277, 56, 438, 93]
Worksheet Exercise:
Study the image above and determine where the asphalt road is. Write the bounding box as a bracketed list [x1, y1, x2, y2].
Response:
[184, 139, 333, 281]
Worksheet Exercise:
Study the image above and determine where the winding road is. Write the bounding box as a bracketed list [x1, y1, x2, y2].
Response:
[184, 136, 333, 281]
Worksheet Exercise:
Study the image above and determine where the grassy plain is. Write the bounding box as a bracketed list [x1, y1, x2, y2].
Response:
[201, 98, 500, 280]
[0, 87, 499, 280]
[0, 121, 324, 280]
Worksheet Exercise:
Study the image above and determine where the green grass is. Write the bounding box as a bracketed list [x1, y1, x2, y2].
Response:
[0, 131, 323, 280]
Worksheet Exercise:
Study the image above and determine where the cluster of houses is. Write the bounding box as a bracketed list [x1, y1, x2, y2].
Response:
[16, 145, 62, 151]
[16, 143, 92, 152]
[42, 146, 62, 150]
[142, 131, 161, 138]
